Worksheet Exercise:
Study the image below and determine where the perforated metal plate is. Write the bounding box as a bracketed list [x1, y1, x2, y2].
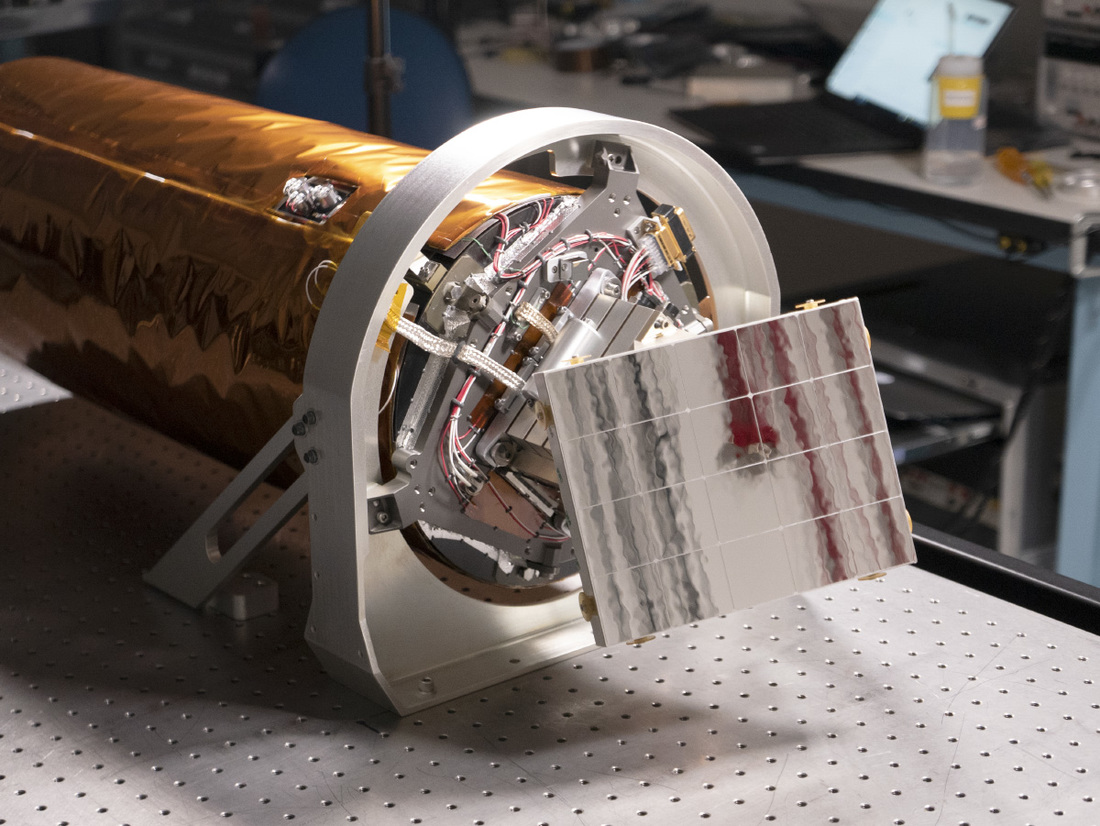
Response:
[0, 358, 69, 413]
[1, 354, 1098, 825]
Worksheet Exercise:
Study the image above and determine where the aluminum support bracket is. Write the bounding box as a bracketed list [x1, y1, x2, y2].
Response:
[144, 416, 308, 607]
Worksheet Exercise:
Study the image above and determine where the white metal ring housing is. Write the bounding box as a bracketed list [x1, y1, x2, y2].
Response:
[297, 108, 779, 714]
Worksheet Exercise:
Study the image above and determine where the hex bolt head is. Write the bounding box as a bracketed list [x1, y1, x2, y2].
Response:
[292, 422, 307, 437]
[303, 449, 319, 464]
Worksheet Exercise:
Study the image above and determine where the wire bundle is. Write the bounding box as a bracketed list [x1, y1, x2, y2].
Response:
[621, 244, 669, 303]
[404, 195, 680, 542]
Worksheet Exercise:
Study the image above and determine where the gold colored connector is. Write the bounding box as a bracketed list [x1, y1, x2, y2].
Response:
[376, 283, 410, 351]
[642, 206, 696, 269]
[578, 592, 598, 622]
[534, 401, 555, 429]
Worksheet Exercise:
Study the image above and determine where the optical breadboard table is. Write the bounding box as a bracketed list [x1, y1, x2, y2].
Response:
[1, 353, 1098, 826]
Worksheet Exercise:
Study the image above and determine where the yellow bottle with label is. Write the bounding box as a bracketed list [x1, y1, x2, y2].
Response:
[922, 55, 986, 185]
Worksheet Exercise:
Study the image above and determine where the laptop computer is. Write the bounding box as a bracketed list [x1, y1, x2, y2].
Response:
[673, 0, 1015, 165]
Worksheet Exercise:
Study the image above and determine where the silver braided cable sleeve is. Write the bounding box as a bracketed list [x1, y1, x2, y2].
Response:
[396, 317, 525, 390]
[514, 302, 559, 343]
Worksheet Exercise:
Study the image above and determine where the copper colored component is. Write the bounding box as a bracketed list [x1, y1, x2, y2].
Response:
[468, 281, 574, 431]
[465, 471, 548, 542]
[0, 57, 575, 467]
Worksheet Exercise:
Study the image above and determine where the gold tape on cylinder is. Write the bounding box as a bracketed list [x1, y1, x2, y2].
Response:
[0, 57, 576, 466]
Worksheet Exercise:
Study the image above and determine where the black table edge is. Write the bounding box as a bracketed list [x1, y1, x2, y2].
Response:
[913, 523, 1100, 636]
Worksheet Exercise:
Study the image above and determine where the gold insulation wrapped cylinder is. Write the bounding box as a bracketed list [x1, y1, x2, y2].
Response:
[0, 57, 575, 466]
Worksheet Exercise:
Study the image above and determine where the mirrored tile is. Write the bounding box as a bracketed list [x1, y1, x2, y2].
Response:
[689, 397, 765, 476]
[770, 447, 845, 525]
[669, 329, 749, 407]
[834, 433, 902, 507]
[816, 367, 889, 441]
[782, 514, 850, 592]
[698, 545, 736, 615]
[562, 412, 704, 509]
[542, 344, 686, 440]
[753, 369, 889, 459]
[620, 413, 705, 493]
[775, 436, 899, 518]
[540, 361, 603, 440]
[554, 433, 605, 510]
[656, 550, 728, 627]
[576, 478, 718, 578]
[736, 313, 811, 393]
[597, 562, 669, 643]
[783, 498, 915, 593]
[798, 299, 872, 378]
[839, 498, 917, 570]
[720, 530, 798, 609]
[751, 381, 830, 459]
[611, 344, 689, 423]
[707, 464, 781, 543]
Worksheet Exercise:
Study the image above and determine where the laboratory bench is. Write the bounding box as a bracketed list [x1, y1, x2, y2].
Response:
[2, 354, 1100, 825]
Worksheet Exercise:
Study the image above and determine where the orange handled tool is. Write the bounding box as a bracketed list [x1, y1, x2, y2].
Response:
[995, 147, 1053, 198]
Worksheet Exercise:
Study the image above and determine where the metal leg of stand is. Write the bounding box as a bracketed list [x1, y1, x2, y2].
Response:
[999, 381, 1064, 568]
[143, 417, 308, 607]
[1057, 276, 1100, 587]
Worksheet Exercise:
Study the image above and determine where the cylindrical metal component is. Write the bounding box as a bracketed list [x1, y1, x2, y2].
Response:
[0, 57, 574, 466]
[541, 316, 605, 370]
